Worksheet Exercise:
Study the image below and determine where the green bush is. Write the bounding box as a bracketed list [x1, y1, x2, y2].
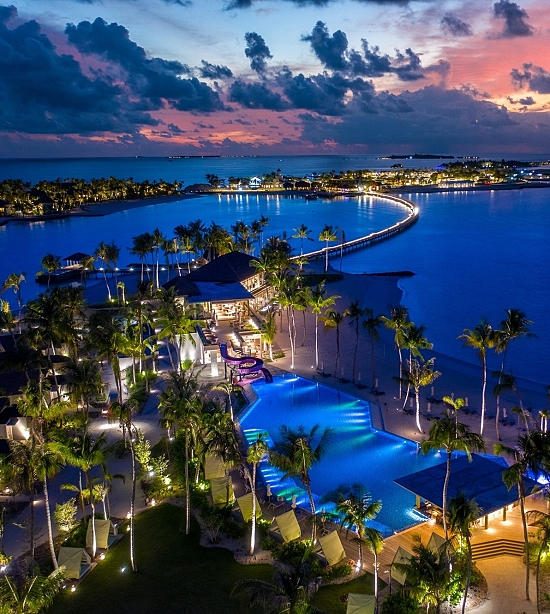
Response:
[221, 519, 246, 539]
[276, 540, 310, 564]
[322, 563, 352, 582]
[63, 521, 87, 548]
[261, 536, 279, 554]
[381, 592, 419, 614]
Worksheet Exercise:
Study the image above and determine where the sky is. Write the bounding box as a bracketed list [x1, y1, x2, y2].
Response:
[1, 0, 550, 157]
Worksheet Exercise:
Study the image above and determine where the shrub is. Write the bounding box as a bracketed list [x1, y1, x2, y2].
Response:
[322, 563, 352, 582]
[381, 592, 420, 614]
[262, 536, 279, 554]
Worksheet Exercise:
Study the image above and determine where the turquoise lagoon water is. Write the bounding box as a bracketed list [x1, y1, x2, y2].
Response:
[240, 374, 444, 535]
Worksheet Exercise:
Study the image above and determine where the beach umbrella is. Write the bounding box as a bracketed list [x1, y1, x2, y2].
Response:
[266, 484, 272, 500]
[291, 494, 297, 510]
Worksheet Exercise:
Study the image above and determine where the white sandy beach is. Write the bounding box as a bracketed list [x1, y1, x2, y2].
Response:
[269, 264, 547, 452]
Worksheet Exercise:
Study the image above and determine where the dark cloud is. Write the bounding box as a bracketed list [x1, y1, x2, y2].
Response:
[494, 0, 533, 38]
[0, 7, 157, 133]
[302, 21, 348, 71]
[66, 17, 225, 112]
[226, 0, 418, 7]
[228, 79, 288, 110]
[278, 68, 375, 116]
[519, 96, 535, 105]
[168, 123, 186, 133]
[234, 118, 254, 125]
[199, 60, 233, 80]
[511, 64, 550, 94]
[301, 22, 426, 82]
[393, 48, 424, 81]
[244, 32, 272, 74]
[298, 85, 539, 151]
[441, 13, 472, 36]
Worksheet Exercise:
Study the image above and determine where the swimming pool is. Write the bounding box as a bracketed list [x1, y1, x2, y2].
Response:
[239, 374, 446, 535]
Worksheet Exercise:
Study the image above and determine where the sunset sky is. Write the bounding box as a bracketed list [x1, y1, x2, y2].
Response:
[2, 0, 550, 157]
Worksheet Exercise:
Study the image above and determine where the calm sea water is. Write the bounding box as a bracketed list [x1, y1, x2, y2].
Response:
[0, 156, 548, 384]
[241, 374, 442, 534]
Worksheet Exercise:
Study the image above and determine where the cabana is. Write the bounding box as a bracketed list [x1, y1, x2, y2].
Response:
[316, 530, 347, 567]
[271, 510, 301, 543]
[86, 519, 118, 550]
[427, 531, 446, 555]
[235, 492, 261, 521]
[346, 594, 375, 614]
[390, 546, 413, 586]
[211, 475, 235, 506]
[57, 547, 91, 580]
[204, 454, 226, 480]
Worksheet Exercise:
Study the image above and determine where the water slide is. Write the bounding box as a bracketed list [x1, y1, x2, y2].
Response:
[219, 344, 273, 383]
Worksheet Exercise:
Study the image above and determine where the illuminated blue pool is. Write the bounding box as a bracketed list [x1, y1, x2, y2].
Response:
[240, 374, 445, 535]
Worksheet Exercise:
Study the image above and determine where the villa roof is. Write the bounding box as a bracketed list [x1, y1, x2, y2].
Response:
[394, 454, 537, 517]
[185, 281, 253, 304]
[64, 252, 91, 262]
[185, 252, 257, 283]
[162, 276, 201, 296]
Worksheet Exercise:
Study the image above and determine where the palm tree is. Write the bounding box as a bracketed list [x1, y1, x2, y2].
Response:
[459, 321, 497, 437]
[318, 225, 338, 273]
[321, 309, 345, 378]
[495, 430, 550, 601]
[292, 224, 313, 256]
[526, 509, 550, 614]
[38, 254, 61, 289]
[336, 485, 382, 579]
[362, 309, 383, 389]
[151, 228, 166, 289]
[305, 283, 339, 371]
[213, 381, 235, 421]
[447, 492, 480, 614]
[344, 300, 365, 385]
[0, 568, 66, 613]
[381, 306, 411, 399]
[94, 241, 114, 301]
[62, 358, 104, 417]
[232, 550, 321, 614]
[269, 424, 333, 542]
[53, 428, 114, 558]
[400, 358, 441, 434]
[393, 534, 456, 614]
[493, 371, 529, 432]
[421, 405, 485, 539]
[159, 372, 203, 535]
[129, 232, 153, 282]
[0, 299, 16, 340]
[494, 310, 535, 438]
[247, 433, 268, 555]
[109, 400, 139, 572]
[259, 313, 277, 360]
[2, 272, 26, 332]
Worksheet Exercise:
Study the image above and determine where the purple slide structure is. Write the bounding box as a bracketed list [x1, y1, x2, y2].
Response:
[219, 344, 273, 383]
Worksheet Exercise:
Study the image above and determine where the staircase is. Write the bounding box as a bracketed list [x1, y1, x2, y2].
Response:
[471, 539, 524, 561]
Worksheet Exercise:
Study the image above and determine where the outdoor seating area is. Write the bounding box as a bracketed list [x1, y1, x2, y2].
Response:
[314, 530, 347, 567]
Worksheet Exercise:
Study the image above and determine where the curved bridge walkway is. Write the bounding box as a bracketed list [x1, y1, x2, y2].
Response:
[292, 193, 419, 261]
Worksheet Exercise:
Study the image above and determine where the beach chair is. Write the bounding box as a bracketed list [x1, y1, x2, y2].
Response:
[427, 531, 446, 555]
[86, 519, 118, 551]
[315, 530, 347, 567]
[211, 475, 235, 506]
[235, 492, 262, 522]
[271, 510, 301, 543]
[390, 546, 413, 586]
[57, 547, 91, 580]
[346, 593, 375, 614]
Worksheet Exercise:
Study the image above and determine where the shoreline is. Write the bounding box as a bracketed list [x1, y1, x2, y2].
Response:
[0, 192, 200, 226]
[2, 181, 550, 226]
[269, 264, 548, 450]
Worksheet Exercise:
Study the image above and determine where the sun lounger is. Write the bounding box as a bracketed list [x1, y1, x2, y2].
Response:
[271, 510, 301, 543]
[346, 593, 375, 614]
[86, 519, 118, 551]
[315, 530, 347, 567]
[57, 547, 91, 580]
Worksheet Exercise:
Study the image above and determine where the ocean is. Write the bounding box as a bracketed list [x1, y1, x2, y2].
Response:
[0, 156, 549, 386]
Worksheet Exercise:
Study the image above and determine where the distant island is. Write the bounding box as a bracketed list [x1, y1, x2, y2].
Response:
[379, 153, 456, 160]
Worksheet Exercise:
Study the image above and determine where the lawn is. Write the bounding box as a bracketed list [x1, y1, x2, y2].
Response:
[49, 503, 273, 614]
[48, 502, 377, 614]
[311, 574, 376, 614]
